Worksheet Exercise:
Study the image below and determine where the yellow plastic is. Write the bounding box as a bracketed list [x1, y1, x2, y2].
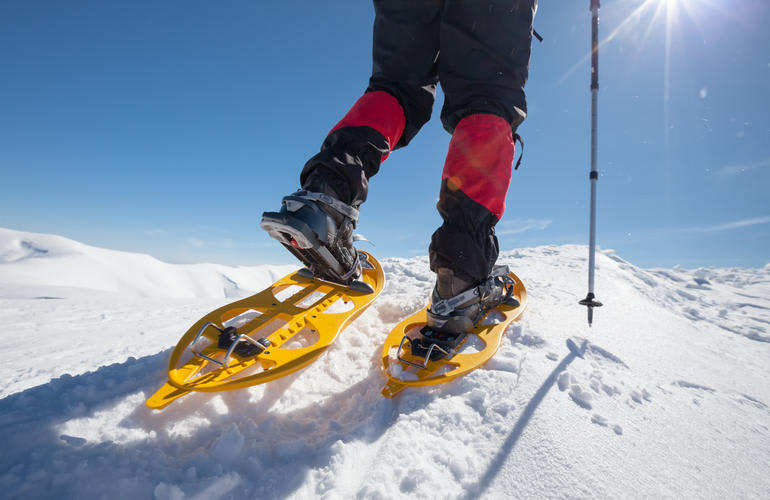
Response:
[380, 271, 527, 398]
[146, 252, 384, 409]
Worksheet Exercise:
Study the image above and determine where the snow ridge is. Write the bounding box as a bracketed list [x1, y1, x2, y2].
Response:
[0, 229, 769, 499]
[0, 227, 295, 298]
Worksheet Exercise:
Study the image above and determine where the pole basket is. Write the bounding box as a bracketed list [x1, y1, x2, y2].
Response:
[579, 292, 603, 326]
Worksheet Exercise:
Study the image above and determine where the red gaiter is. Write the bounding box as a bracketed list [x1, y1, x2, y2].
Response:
[330, 91, 406, 161]
[441, 114, 515, 220]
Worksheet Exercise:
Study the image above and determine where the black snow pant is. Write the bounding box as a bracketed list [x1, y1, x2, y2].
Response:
[302, 0, 537, 284]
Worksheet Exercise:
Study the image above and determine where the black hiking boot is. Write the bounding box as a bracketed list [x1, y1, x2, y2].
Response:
[410, 265, 519, 361]
[260, 189, 361, 286]
[425, 265, 520, 335]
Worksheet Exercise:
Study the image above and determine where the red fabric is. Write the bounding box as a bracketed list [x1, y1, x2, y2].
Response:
[330, 91, 405, 161]
[441, 114, 515, 220]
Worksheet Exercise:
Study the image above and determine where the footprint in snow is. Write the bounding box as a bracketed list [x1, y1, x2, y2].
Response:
[629, 389, 653, 405]
[669, 380, 717, 407]
[734, 393, 768, 410]
[556, 359, 638, 436]
[671, 380, 715, 393]
[569, 384, 593, 410]
[514, 333, 546, 348]
[590, 413, 622, 434]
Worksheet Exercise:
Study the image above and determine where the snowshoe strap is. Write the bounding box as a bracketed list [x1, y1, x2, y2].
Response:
[296, 190, 360, 223]
[430, 286, 480, 316]
[217, 327, 270, 357]
[429, 266, 514, 316]
[486, 265, 517, 305]
[338, 254, 362, 282]
[513, 134, 524, 170]
[490, 264, 511, 278]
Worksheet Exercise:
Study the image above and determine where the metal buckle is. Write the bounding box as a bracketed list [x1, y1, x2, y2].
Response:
[395, 335, 450, 370]
[190, 322, 270, 368]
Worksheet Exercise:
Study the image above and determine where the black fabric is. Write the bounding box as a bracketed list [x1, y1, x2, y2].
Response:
[437, 0, 536, 133]
[429, 179, 500, 283]
[301, 0, 536, 281]
[301, 126, 390, 206]
[368, 0, 442, 148]
[370, 0, 537, 136]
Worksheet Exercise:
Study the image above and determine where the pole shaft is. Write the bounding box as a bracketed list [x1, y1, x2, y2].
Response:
[588, 93, 598, 294]
[588, 2, 599, 296]
[591, 3, 599, 91]
[578, 0, 603, 327]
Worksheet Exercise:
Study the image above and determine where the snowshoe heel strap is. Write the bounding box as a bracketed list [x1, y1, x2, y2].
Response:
[429, 266, 514, 316]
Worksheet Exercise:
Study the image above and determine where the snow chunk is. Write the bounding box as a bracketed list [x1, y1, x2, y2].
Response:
[210, 424, 245, 464]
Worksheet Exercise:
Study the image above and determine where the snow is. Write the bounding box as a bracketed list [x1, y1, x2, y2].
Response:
[0, 227, 295, 299]
[1, 227, 768, 499]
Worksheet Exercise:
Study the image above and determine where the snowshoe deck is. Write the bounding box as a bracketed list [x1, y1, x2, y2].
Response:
[380, 270, 527, 398]
[146, 251, 384, 409]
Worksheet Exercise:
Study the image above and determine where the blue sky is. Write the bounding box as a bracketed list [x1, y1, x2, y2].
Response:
[1, 0, 768, 269]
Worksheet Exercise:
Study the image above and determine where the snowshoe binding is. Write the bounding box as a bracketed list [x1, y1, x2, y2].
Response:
[409, 326, 468, 363]
[146, 251, 385, 409]
[413, 265, 520, 361]
[381, 267, 526, 397]
[216, 326, 270, 358]
[260, 190, 371, 292]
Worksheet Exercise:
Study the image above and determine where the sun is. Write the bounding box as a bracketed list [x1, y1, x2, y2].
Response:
[559, 0, 724, 85]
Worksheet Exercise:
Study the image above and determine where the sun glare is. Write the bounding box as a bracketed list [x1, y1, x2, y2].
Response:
[559, 0, 728, 85]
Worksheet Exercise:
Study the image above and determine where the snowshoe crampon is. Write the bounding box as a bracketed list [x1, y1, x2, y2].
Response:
[146, 251, 384, 410]
[380, 270, 527, 398]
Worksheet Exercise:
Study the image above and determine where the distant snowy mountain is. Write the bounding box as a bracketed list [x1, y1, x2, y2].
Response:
[0, 227, 294, 298]
[0, 228, 768, 499]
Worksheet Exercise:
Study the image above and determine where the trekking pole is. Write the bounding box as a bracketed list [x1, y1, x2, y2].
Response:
[579, 0, 603, 326]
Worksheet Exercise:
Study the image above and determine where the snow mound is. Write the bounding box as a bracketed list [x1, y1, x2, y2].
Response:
[0, 230, 769, 499]
[0, 228, 294, 299]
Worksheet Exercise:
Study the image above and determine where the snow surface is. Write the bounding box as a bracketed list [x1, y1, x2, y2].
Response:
[0, 227, 768, 499]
